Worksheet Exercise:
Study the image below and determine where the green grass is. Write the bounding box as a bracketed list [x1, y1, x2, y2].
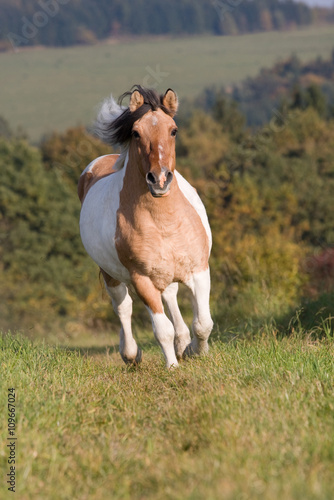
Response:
[1, 25, 334, 142]
[1, 329, 334, 500]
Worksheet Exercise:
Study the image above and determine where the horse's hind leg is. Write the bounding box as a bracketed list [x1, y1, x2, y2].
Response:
[185, 268, 213, 356]
[101, 269, 142, 365]
[162, 283, 191, 359]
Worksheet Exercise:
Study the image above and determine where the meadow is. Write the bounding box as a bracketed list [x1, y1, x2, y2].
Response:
[1, 25, 334, 142]
[1, 328, 334, 500]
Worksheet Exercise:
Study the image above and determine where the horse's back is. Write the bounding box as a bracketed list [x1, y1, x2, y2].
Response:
[78, 154, 120, 204]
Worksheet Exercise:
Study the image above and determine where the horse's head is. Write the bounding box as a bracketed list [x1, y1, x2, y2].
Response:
[129, 88, 179, 198]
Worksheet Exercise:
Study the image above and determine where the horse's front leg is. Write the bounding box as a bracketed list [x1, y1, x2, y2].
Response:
[185, 268, 214, 356]
[101, 269, 142, 365]
[162, 283, 191, 359]
[132, 273, 178, 368]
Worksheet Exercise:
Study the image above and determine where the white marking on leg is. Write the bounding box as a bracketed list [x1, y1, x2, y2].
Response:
[162, 283, 191, 359]
[185, 268, 213, 355]
[147, 309, 178, 368]
[105, 282, 141, 364]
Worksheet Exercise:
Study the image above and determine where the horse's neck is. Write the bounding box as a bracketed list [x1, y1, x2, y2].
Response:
[120, 159, 183, 223]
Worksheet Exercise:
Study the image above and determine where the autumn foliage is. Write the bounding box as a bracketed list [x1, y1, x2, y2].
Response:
[1, 81, 334, 334]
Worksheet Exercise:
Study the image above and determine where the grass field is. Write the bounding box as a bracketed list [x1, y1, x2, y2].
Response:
[1, 329, 334, 500]
[1, 25, 334, 142]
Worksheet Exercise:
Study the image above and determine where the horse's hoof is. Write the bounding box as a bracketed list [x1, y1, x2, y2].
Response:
[135, 347, 142, 364]
[175, 338, 192, 360]
[121, 346, 142, 365]
[183, 342, 196, 358]
[183, 339, 209, 358]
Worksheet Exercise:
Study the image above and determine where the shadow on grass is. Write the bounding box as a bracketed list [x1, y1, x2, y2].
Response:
[60, 336, 158, 358]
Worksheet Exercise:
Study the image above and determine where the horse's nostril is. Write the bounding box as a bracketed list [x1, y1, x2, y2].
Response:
[146, 172, 156, 185]
[166, 171, 173, 183]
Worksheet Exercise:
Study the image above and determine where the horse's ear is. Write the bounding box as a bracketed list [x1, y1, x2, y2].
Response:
[129, 90, 144, 112]
[163, 89, 178, 117]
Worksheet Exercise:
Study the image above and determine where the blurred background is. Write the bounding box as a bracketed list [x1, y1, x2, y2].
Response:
[1, 0, 334, 344]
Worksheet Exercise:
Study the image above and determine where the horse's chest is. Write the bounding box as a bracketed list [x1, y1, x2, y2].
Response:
[115, 211, 206, 289]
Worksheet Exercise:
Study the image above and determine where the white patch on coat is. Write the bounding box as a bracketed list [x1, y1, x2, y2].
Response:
[152, 114, 158, 126]
[158, 144, 164, 164]
[80, 151, 129, 185]
[80, 155, 109, 177]
[79, 152, 131, 283]
[175, 171, 212, 251]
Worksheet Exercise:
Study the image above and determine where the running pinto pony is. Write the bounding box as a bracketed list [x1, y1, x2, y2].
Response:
[78, 86, 213, 368]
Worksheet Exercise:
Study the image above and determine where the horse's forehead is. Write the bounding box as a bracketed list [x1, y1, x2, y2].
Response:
[137, 109, 174, 132]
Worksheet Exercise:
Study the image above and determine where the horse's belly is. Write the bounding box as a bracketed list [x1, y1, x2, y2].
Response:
[140, 249, 205, 290]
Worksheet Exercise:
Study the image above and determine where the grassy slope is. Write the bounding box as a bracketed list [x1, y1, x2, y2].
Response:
[1, 331, 334, 500]
[1, 25, 334, 142]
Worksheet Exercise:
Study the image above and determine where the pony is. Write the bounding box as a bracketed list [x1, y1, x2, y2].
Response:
[78, 85, 213, 368]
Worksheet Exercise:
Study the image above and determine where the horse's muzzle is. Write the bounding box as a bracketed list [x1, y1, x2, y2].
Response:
[146, 168, 173, 197]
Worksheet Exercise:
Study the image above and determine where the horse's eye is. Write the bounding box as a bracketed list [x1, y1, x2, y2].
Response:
[132, 130, 140, 139]
[171, 128, 178, 137]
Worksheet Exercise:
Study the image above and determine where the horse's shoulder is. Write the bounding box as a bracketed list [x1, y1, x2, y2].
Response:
[78, 154, 120, 204]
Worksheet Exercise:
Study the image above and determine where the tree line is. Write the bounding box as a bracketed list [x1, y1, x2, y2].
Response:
[181, 50, 334, 128]
[0, 0, 319, 50]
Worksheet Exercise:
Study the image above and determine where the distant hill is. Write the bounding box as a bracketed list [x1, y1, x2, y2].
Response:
[196, 50, 334, 127]
[0, 0, 326, 51]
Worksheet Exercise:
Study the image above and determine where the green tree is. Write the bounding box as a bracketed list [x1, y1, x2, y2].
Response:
[211, 95, 245, 140]
[0, 137, 102, 331]
[0, 116, 12, 139]
[0, 0, 316, 49]
[40, 126, 111, 193]
[177, 106, 334, 326]
[304, 84, 326, 117]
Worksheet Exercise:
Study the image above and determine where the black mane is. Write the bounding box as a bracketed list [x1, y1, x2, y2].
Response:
[109, 85, 173, 145]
